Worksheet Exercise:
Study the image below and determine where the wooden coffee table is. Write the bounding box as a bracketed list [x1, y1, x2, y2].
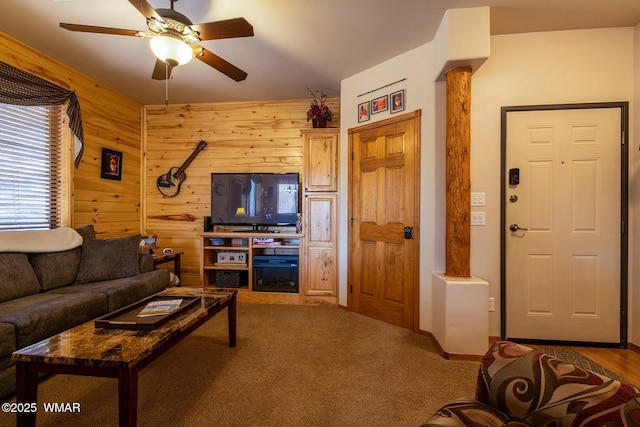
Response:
[12, 287, 237, 427]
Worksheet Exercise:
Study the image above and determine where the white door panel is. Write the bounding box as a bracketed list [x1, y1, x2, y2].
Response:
[505, 107, 622, 343]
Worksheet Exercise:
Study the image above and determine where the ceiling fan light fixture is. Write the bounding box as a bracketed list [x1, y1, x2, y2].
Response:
[150, 34, 193, 66]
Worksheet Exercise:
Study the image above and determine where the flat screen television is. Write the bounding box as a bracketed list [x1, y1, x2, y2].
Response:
[210, 172, 299, 229]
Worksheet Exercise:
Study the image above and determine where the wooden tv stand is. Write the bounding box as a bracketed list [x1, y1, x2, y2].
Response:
[199, 232, 303, 305]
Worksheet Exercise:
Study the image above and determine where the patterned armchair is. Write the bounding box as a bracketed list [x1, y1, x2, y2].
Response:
[423, 341, 640, 427]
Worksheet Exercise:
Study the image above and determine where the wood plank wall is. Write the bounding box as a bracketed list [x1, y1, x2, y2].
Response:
[0, 31, 341, 286]
[144, 99, 340, 287]
[0, 32, 143, 238]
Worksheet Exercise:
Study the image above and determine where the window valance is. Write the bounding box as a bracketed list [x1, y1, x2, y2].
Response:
[0, 61, 84, 166]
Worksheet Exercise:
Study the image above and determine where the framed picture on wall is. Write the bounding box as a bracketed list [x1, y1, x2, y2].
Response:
[390, 90, 405, 114]
[101, 147, 122, 181]
[358, 101, 370, 123]
[371, 95, 388, 114]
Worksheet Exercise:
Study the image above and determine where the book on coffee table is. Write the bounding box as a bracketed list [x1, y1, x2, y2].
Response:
[137, 299, 183, 317]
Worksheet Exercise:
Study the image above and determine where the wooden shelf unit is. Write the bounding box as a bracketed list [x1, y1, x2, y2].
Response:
[199, 232, 303, 304]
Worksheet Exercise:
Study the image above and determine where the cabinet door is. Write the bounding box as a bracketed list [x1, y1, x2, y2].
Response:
[304, 131, 338, 192]
[307, 247, 336, 296]
[304, 194, 337, 296]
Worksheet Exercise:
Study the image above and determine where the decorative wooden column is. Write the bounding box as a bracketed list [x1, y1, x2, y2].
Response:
[445, 67, 471, 278]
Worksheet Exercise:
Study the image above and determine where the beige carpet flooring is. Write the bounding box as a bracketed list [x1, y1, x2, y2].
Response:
[1, 304, 480, 427]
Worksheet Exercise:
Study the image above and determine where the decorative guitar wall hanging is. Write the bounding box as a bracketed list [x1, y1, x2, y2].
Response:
[156, 140, 207, 197]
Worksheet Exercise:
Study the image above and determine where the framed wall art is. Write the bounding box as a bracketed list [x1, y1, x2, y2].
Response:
[358, 101, 370, 123]
[371, 95, 388, 114]
[390, 89, 405, 114]
[101, 147, 122, 181]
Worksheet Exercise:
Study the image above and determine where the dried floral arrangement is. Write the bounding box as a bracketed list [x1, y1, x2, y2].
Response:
[306, 88, 332, 122]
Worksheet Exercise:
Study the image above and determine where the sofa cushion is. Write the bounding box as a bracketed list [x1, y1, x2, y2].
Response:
[0, 253, 41, 303]
[29, 248, 82, 291]
[75, 234, 141, 284]
[0, 355, 13, 376]
[477, 341, 640, 427]
[138, 253, 154, 274]
[0, 322, 15, 361]
[0, 365, 15, 402]
[0, 292, 107, 348]
[24, 225, 97, 291]
[422, 397, 529, 427]
[52, 269, 170, 312]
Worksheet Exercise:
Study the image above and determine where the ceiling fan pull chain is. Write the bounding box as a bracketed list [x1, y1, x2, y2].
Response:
[165, 61, 169, 106]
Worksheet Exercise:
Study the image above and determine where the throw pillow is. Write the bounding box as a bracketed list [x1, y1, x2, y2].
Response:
[0, 253, 41, 303]
[75, 234, 141, 284]
[75, 224, 96, 240]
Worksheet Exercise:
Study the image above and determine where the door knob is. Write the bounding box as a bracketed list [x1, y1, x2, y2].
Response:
[404, 227, 414, 240]
[509, 224, 528, 232]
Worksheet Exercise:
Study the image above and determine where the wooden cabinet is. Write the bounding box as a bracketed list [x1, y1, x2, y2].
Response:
[199, 232, 302, 304]
[304, 194, 337, 298]
[301, 129, 339, 305]
[302, 129, 338, 192]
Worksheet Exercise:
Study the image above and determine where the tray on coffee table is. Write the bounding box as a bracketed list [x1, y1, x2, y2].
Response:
[95, 294, 200, 330]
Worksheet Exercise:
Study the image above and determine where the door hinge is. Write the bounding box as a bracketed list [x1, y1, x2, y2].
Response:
[622, 220, 625, 235]
[350, 284, 353, 293]
[621, 131, 625, 145]
[350, 217, 355, 227]
[351, 151, 354, 161]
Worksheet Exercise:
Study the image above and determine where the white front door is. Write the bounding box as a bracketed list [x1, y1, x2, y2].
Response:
[504, 105, 626, 343]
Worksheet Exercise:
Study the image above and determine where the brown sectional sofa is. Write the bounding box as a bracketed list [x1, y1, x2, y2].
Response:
[0, 226, 171, 399]
[424, 341, 640, 427]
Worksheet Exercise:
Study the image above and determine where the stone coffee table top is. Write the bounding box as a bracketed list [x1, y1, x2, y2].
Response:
[12, 287, 236, 369]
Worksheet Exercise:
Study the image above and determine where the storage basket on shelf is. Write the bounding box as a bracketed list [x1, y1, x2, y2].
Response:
[216, 270, 241, 288]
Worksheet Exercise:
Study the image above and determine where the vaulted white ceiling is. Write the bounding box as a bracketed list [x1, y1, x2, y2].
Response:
[2, 0, 640, 105]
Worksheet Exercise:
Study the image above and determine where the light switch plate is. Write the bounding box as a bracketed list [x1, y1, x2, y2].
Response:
[471, 192, 486, 207]
[471, 212, 485, 226]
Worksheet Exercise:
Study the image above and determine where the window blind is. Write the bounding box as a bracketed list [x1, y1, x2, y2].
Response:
[0, 104, 63, 230]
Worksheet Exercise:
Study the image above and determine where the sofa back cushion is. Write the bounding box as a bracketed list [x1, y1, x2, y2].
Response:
[75, 234, 141, 284]
[477, 341, 640, 427]
[23, 225, 97, 291]
[29, 248, 82, 291]
[74, 224, 96, 240]
[0, 253, 41, 303]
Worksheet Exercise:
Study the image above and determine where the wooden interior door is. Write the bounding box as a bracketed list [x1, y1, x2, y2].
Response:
[504, 104, 627, 344]
[348, 111, 420, 330]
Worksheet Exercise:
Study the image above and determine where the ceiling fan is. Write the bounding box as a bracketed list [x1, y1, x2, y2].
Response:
[60, 0, 253, 81]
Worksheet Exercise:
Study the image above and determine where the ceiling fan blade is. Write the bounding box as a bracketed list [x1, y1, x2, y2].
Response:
[128, 0, 164, 21]
[191, 18, 254, 41]
[151, 58, 174, 80]
[193, 46, 248, 82]
[60, 23, 150, 38]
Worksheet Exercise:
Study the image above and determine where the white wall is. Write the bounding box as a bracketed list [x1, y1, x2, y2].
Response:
[340, 42, 441, 332]
[473, 27, 635, 339]
[340, 25, 639, 345]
